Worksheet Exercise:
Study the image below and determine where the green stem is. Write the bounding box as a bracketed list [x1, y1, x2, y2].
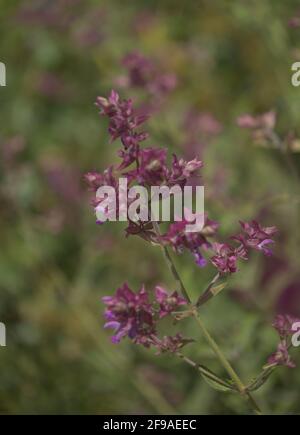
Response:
[153, 222, 262, 414]
[152, 221, 191, 303]
[192, 311, 261, 415]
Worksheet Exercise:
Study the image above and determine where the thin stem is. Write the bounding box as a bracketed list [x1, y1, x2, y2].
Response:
[192, 311, 261, 415]
[152, 221, 191, 302]
[152, 221, 262, 414]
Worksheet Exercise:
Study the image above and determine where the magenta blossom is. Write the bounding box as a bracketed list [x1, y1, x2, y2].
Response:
[95, 90, 148, 144]
[126, 147, 168, 185]
[102, 283, 191, 351]
[84, 166, 117, 192]
[162, 216, 218, 267]
[267, 342, 296, 369]
[266, 314, 299, 369]
[90, 91, 204, 191]
[233, 220, 278, 257]
[154, 334, 193, 354]
[210, 220, 277, 274]
[166, 155, 203, 187]
[155, 286, 187, 318]
[103, 283, 155, 345]
[210, 243, 241, 274]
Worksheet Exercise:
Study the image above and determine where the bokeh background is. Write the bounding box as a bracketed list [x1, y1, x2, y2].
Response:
[1, 0, 300, 415]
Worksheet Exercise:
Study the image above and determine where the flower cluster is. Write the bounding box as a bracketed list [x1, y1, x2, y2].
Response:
[86, 90, 205, 235]
[86, 85, 278, 367]
[95, 90, 148, 147]
[267, 314, 300, 368]
[233, 220, 278, 257]
[103, 282, 190, 353]
[210, 220, 278, 275]
[86, 90, 278, 275]
[162, 215, 219, 267]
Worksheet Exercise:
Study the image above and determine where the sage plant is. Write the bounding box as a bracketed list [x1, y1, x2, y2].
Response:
[85, 87, 298, 415]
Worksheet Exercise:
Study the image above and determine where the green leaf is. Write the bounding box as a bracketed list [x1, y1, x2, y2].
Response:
[197, 364, 236, 393]
[246, 366, 277, 392]
[210, 283, 227, 296]
[201, 373, 234, 392]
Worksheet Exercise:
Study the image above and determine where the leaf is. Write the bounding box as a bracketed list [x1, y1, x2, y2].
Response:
[196, 283, 227, 307]
[246, 366, 277, 392]
[197, 364, 236, 393]
[201, 373, 234, 392]
[210, 283, 227, 296]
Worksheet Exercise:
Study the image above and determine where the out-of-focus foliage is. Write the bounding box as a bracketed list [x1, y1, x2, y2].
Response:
[0, 0, 300, 414]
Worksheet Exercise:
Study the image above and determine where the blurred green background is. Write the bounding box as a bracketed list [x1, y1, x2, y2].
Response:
[0, 0, 300, 415]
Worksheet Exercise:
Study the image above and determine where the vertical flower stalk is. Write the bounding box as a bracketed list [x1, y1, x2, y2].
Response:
[85, 66, 295, 414]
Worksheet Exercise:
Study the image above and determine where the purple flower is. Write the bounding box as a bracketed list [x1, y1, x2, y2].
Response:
[124, 147, 168, 186]
[210, 220, 277, 274]
[154, 334, 193, 354]
[102, 283, 192, 351]
[117, 142, 140, 170]
[162, 216, 218, 267]
[210, 243, 240, 274]
[84, 166, 117, 192]
[266, 314, 300, 369]
[233, 220, 278, 257]
[95, 90, 148, 144]
[155, 286, 187, 318]
[166, 154, 203, 187]
[267, 341, 296, 368]
[102, 283, 155, 345]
